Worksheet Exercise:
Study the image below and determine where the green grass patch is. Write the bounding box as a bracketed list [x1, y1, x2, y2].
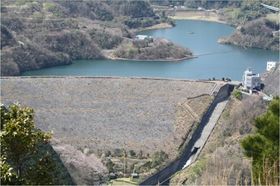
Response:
[266, 13, 279, 24]
[108, 178, 138, 186]
[15, 0, 35, 6]
[43, 2, 56, 11]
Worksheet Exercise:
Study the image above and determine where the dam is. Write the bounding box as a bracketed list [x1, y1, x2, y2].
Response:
[1, 76, 232, 184]
[140, 83, 233, 185]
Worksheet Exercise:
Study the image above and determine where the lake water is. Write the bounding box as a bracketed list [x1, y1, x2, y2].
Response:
[23, 20, 279, 80]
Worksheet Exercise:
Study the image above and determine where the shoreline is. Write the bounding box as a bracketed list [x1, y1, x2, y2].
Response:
[170, 16, 227, 24]
[1, 76, 213, 83]
[133, 22, 173, 33]
[105, 55, 196, 62]
[169, 10, 228, 25]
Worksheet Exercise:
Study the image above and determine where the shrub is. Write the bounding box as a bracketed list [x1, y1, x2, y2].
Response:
[128, 150, 136, 158]
[233, 90, 242, 100]
[105, 150, 112, 157]
[44, 2, 56, 11]
[137, 150, 143, 159]
[32, 12, 44, 23]
[89, 30, 122, 49]
[113, 148, 123, 157]
[105, 159, 115, 173]
[151, 151, 168, 168]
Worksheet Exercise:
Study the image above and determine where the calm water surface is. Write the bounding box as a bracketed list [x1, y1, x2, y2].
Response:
[23, 20, 279, 80]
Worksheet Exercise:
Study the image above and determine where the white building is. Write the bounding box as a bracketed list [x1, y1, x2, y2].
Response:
[135, 35, 151, 40]
[242, 68, 261, 92]
[197, 7, 205, 11]
[266, 61, 278, 71]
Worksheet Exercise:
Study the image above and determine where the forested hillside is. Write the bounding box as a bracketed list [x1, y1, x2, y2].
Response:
[219, 17, 279, 51]
[1, 0, 181, 76]
[114, 38, 192, 60]
[151, 0, 280, 51]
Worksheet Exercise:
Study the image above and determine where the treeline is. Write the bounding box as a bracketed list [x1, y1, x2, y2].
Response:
[102, 149, 168, 176]
[150, 0, 279, 25]
[114, 38, 192, 60]
[219, 18, 279, 51]
[241, 97, 279, 185]
[1, 0, 171, 76]
[221, 0, 279, 25]
[150, 0, 279, 9]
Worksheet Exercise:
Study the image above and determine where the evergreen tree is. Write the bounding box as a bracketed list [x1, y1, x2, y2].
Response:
[241, 98, 279, 185]
[0, 104, 54, 184]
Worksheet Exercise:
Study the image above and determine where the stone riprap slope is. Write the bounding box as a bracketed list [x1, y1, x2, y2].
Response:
[1, 77, 216, 159]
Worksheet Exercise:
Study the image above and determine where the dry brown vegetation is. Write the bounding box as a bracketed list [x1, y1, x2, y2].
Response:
[113, 38, 192, 61]
[51, 138, 108, 185]
[263, 64, 279, 96]
[1, 0, 178, 75]
[170, 95, 267, 185]
[170, 10, 226, 24]
[219, 18, 279, 51]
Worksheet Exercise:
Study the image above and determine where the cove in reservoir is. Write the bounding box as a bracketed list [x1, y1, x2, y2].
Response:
[23, 20, 279, 80]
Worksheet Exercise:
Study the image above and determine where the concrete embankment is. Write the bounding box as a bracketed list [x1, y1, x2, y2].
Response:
[140, 84, 234, 185]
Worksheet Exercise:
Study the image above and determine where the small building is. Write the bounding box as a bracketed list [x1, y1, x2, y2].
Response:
[130, 173, 139, 179]
[109, 173, 117, 179]
[266, 61, 278, 71]
[197, 7, 205, 11]
[263, 94, 273, 101]
[135, 35, 151, 40]
[242, 68, 261, 93]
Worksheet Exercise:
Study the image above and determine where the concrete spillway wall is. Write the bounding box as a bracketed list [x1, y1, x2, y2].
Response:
[140, 84, 234, 185]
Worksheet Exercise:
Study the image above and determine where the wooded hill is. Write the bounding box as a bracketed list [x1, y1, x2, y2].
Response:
[151, 0, 280, 51]
[1, 0, 180, 76]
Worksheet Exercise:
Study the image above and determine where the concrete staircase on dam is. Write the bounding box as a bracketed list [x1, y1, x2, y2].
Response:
[182, 99, 228, 169]
[140, 84, 234, 186]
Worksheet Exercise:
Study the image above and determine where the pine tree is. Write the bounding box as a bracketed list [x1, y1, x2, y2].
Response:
[241, 98, 279, 185]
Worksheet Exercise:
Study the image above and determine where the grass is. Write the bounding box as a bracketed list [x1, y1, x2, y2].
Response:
[170, 157, 208, 185]
[108, 178, 138, 186]
[43, 2, 56, 10]
[169, 10, 226, 24]
[171, 96, 267, 185]
[266, 13, 279, 24]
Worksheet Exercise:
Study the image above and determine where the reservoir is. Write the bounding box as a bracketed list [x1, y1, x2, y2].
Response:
[23, 20, 279, 80]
